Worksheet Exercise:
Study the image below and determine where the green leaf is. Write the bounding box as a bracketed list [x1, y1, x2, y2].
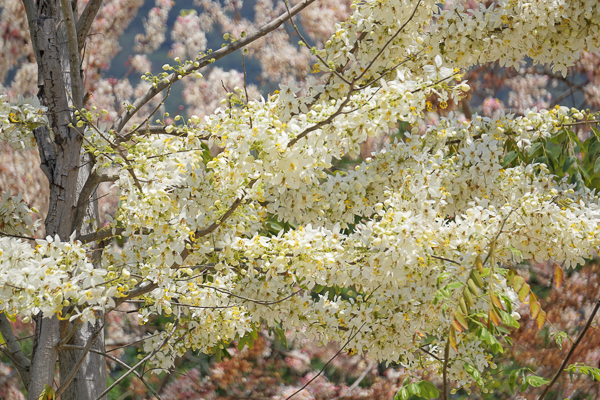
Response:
[38, 384, 55, 400]
[464, 363, 484, 387]
[416, 381, 440, 399]
[589, 141, 600, 157]
[563, 155, 577, 173]
[526, 375, 549, 387]
[409, 382, 421, 396]
[214, 346, 223, 362]
[567, 129, 581, 145]
[237, 336, 246, 351]
[502, 151, 518, 166]
[594, 156, 600, 174]
[394, 387, 410, 400]
[509, 370, 518, 393]
[500, 310, 520, 329]
[578, 165, 591, 183]
[527, 142, 543, 157]
[535, 156, 548, 166]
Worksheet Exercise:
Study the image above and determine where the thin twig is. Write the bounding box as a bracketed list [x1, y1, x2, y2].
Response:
[429, 254, 460, 265]
[442, 338, 450, 400]
[95, 315, 180, 400]
[60, 0, 84, 110]
[113, 0, 319, 135]
[242, 54, 252, 128]
[0, 231, 37, 241]
[63, 345, 163, 400]
[347, 360, 375, 392]
[285, 322, 367, 400]
[0, 313, 30, 386]
[538, 299, 600, 400]
[54, 322, 105, 398]
[76, 0, 104, 52]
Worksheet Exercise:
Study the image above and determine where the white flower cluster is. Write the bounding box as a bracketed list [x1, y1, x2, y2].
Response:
[0, 235, 115, 323]
[0, 192, 40, 237]
[2, 0, 600, 389]
[429, 0, 600, 74]
[0, 95, 47, 149]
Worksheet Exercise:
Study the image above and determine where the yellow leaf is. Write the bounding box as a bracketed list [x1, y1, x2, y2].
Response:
[530, 300, 541, 319]
[38, 384, 55, 400]
[512, 275, 525, 293]
[554, 263, 564, 289]
[489, 308, 500, 326]
[449, 326, 458, 352]
[463, 287, 474, 308]
[467, 279, 479, 296]
[455, 311, 469, 330]
[452, 319, 464, 333]
[491, 293, 504, 310]
[536, 309, 547, 329]
[507, 269, 517, 286]
[518, 282, 530, 302]
[529, 291, 538, 302]
[475, 255, 484, 273]
[459, 297, 469, 315]
[470, 270, 484, 288]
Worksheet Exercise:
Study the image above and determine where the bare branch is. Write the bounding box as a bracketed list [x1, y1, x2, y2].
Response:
[0, 231, 37, 241]
[63, 345, 163, 400]
[73, 172, 118, 235]
[112, 0, 318, 134]
[196, 285, 302, 306]
[0, 313, 31, 386]
[347, 360, 375, 393]
[429, 255, 460, 265]
[95, 315, 180, 400]
[60, 0, 84, 110]
[538, 299, 600, 400]
[77, 227, 124, 244]
[442, 338, 450, 400]
[21, 0, 41, 60]
[355, 0, 422, 83]
[54, 323, 105, 398]
[285, 322, 367, 400]
[76, 0, 104, 52]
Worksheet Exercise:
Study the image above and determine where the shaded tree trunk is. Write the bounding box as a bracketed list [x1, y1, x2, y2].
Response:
[23, 0, 107, 399]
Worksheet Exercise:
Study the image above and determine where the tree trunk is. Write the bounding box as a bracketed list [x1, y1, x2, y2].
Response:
[25, 0, 107, 398]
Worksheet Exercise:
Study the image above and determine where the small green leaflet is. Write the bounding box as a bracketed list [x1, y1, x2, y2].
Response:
[394, 380, 440, 400]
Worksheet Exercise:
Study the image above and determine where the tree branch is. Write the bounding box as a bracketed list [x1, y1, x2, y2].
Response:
[285, 323, 366, 400]
[0, 313, 30, 387]
[538, 299, 600, 400]
[77, 227, 124, 244]
[95, 315, 180, 400]
[347, 360, 374, 393]
[62, 345, 163, 400]
[73, 172, 118, 235]
[76, 0, 104, 52]
[60, 0, 84, 110]
[54, 323, 105, 398]
[442, 338, 450, 400]
[112, 0, 318, 134]
[0, 231, 37, 241]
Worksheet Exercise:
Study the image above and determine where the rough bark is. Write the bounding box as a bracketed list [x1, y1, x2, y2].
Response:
[26, 0, 107, 399]
[58, 151, 107, 400]
[27, 316, 60, 400]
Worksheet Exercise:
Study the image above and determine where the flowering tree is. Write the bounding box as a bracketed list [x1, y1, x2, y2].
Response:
[1, 0, 600, 399]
